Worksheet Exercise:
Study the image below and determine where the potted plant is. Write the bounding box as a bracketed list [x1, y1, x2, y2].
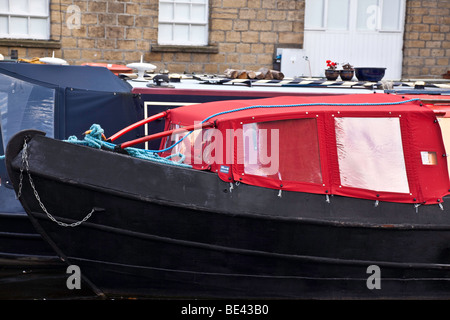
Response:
[325, 60, 339, 80]
[340, 63, 354, 81]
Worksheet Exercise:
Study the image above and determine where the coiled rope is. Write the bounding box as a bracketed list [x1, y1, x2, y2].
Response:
[65, 124, 191, 168]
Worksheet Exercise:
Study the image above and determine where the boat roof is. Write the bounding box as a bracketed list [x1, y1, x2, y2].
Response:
[0, 62, 132, 92]
[167, 94, 426, 126]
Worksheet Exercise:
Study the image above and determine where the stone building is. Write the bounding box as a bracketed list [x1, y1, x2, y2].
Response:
[402, 0, 449, 79]
[0, 0, 448, 80]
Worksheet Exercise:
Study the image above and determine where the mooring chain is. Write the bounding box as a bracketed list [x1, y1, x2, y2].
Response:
[18, 137, 96, 227]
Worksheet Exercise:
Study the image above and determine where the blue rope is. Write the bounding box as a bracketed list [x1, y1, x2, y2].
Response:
[201, 99, 421, 123]
[149, 98, 421, 154]
[65, 124, 192, 168]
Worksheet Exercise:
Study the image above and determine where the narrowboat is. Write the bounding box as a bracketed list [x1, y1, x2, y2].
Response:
[0, 61, 384, 264]
[2, 61, 445, 266]
[5, 93, 450, 298]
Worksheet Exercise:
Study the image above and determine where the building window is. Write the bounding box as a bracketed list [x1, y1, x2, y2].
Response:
[158, 0, 209, 46]
[356, 0, 403, 31]
[305, 0, 350, 31]
[0, 0, 50, 40]
[305, 0, 404, 32]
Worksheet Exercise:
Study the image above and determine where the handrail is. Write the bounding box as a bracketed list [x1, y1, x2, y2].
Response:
[108, 111, 167, 142]
[117, 121, 214, 149]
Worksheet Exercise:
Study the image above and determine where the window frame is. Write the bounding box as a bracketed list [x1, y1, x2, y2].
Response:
[158, 0, 209, 46]
[304, 0, 405, 33]
[228, 114, 329, 196]
[241, 118, 323, 185]
[0, 0, 50, 40]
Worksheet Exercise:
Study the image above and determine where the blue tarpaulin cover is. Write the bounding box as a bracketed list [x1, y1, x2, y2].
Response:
[0, 63, 132, 92]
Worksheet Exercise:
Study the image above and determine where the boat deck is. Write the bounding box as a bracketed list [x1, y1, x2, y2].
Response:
[126, 74, 450, 96]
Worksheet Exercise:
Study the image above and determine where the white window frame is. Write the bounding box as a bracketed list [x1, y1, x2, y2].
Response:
[158, 0, 209, 46]
[305, 0, 350, 31]
[305, 0, 405, 33]
[0, 0, 50, 40]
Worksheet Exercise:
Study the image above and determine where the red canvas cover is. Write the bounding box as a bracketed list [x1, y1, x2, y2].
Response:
[163, 94, 450, 204]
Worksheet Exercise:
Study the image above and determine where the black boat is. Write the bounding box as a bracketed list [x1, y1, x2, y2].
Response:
[0, 62, 368, 265]
[5, 93, 450, 299]
[0, 61, 417, 266]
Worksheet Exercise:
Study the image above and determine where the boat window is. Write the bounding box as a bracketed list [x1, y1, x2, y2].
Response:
[0, 72, 55, 150]
[420, 151, 437, 165]
[242, 118, 322, 184]
[0, 120, 3, 156]
[164, 123, 205, 165]
[335, 117, 409, 193]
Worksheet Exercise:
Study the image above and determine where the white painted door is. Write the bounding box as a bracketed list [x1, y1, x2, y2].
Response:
[303, 0, 406, 80]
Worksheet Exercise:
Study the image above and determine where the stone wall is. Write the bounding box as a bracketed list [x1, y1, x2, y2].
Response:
[155, 0, 305, 74]
[402, 0, 450, 79]
[53, 0, 158, 65]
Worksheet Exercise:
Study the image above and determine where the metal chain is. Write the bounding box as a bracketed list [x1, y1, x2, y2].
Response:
[18, 138, 95, 227]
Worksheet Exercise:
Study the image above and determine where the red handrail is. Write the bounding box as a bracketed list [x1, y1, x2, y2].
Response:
[118, 121, 214, 149]
[108, 111, 167, 142]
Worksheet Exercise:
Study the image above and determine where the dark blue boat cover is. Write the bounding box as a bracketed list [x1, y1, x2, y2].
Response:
[0, 62, 132, 92]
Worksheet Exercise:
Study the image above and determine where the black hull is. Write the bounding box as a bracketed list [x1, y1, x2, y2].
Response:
[0, 159, 60, 264]
[0, 211, 61, 264]
[6, 130, 450, 299]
